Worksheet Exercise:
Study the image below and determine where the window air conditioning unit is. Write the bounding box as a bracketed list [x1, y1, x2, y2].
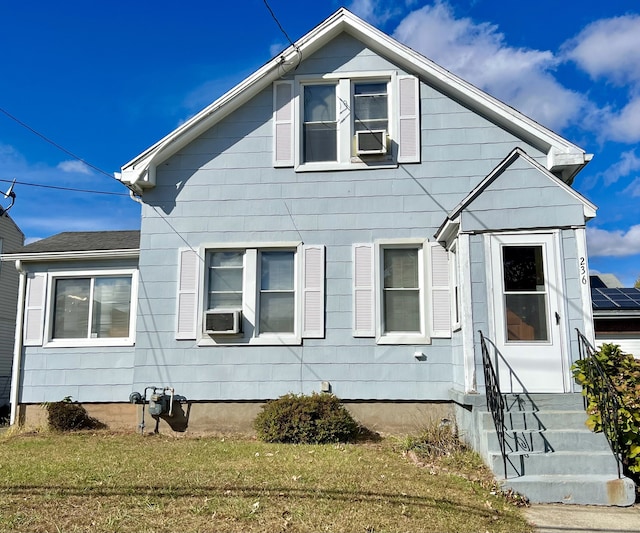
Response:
[356, 130, 387, 155]
[205, 310, 242, 335]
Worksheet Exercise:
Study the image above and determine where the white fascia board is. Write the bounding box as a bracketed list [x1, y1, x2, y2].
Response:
[434, 216, 460, 247]
[1, 249, 139, 263]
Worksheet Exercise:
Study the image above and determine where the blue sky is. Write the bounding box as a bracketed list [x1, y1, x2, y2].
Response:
[1, 0, 639, 285]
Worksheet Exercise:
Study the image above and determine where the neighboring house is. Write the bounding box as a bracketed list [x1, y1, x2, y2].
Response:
[592, 286, 640, 357]
[0, 213, 24, 409]
[3, 9, 635, 504]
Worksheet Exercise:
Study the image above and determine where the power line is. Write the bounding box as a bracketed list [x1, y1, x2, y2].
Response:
[0, 106, 117, 181]
[0, 178, 129, 197]
[263, 0, 295, 47]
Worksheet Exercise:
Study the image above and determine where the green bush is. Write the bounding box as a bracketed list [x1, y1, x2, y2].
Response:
[572, 343, 640, 480]
[44, 397, 106, 432]
[254, 393, 360, 444]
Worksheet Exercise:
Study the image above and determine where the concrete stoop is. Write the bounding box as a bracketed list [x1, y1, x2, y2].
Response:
[474, 393, 636, 506]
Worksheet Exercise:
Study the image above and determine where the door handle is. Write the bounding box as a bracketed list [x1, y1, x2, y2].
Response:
[555, 312, 560, 325]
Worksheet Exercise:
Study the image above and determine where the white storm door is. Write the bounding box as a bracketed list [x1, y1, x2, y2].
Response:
[489, 233, 567, 393]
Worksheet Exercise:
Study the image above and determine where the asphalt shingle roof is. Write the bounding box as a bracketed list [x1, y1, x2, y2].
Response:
[7, 230, 140, 254]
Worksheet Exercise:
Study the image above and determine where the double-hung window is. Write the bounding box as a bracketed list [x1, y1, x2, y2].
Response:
[42, 270, 137, 347]
[353, 240, 451, 344]
[303, 85, 337, 163]
[273, 73, 420, 169]
[177, 244, 325, 345]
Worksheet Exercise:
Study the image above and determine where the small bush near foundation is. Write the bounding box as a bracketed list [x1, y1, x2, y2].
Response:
[398, 419, 467, 459]
[254, 393, 360, 444]
[44, 397, 106, 432]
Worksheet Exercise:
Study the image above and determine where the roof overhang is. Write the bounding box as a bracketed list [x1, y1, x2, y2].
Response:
[118, 8, 589, 194]
[0, 249, 139, 263]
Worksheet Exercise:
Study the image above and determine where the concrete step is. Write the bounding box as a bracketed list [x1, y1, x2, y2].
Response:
[502, 393, 585, 411]
[489, 450, 620, 478]
[480, 409, 589, 430]
[501, 474, 636, 506]
[485, 428, 612, 454]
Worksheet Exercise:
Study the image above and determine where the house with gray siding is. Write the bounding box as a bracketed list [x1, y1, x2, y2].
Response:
[3, 9, 635, 504]
[0, 213, 23, 410]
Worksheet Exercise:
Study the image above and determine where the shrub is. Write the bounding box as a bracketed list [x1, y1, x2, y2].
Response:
[44, 397, 106, 432]
[254, 393, 360, 444]
[398, 420, 467, 459]
[572, 343, 640, 481]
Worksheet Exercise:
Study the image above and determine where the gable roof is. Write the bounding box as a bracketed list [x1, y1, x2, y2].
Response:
[435, 147, 597, 244]
[2, 230, 140, 262]
[118, 8, 589, 194]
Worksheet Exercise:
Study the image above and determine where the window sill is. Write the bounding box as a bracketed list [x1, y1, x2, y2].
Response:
[197, 333, 302, 346]
[376, 333, 431, 345]
[295, 159, 397, 173]
[43, 338, 135, 348]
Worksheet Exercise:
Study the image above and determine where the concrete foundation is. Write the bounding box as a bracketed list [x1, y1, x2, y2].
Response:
[16, 400, 455, 436]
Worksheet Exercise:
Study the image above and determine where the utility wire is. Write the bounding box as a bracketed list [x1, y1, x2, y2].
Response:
[0, 178, 129, 197]
[263, 0, 295, 47]
[0, 106, 117, 181]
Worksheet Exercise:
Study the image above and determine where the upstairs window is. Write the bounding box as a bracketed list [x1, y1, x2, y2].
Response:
[353, 82, 388, 134]
[273, 74, 420, 169]
[303, 85, 337, 163]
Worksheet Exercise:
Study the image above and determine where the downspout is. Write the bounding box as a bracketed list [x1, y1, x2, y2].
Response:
[10, 260, 26, 425]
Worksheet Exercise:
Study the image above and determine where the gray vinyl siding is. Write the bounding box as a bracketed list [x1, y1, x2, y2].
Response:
[17, 258, 137, 404]
[132, 33, 553, 402]
[0, 216, 23, 404]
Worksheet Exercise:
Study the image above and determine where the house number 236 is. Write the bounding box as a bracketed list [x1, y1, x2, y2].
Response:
[579, 257, 587, 284]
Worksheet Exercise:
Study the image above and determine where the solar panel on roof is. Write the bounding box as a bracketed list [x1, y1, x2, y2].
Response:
[591, 288, 640, 311]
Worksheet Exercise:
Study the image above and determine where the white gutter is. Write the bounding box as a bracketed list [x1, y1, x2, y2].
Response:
[10, 260, 26, 425]
[4, 248, 139, 263]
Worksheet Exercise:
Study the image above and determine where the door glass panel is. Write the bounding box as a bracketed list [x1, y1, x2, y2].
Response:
[502, 245, 548, 342]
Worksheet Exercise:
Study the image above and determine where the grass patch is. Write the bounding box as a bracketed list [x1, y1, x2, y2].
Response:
[0, 430, 532, 532]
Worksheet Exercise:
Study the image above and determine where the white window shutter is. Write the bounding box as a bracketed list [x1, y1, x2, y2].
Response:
[176, 248, 200, 340]
[353, 243, 375, 337]
[273, 81, 294, 167]
[397, 75, 420, 163]
[302, 245, 325, 338]
[23, 273, 46, 346]
[429, 243, 451, 338]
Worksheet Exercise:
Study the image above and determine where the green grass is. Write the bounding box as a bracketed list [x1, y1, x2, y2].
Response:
[0, 430, 532, 532]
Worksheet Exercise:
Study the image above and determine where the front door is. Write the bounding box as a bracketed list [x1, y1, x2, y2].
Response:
[489, 233, 567, 393]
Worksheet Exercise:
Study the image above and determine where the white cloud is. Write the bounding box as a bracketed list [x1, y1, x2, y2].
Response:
[563, 15, 640, 85]
[587, 225, 640, 257]
[391, 1, 586, 131]
[600, 96, 640, 144]
[57, 160, 92, 175]
[623, 177, 640, 198]
[594, 150, 640, 187]
[347, 0, 395, 25]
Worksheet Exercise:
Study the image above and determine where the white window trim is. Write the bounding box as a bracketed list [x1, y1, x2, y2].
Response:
[450, 241, 461, 332]
[197, 242, 303, 346]
[43, 268, 138, 348]
[375, 238, 431, 345]
[293, 71, 399, 172]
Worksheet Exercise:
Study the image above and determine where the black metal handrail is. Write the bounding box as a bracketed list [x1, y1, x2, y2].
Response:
[575, 329, 623, 478]
[479, 330, 507, 478]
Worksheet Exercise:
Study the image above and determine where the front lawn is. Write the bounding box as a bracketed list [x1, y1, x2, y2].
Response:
[0, 431, 531, 532]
